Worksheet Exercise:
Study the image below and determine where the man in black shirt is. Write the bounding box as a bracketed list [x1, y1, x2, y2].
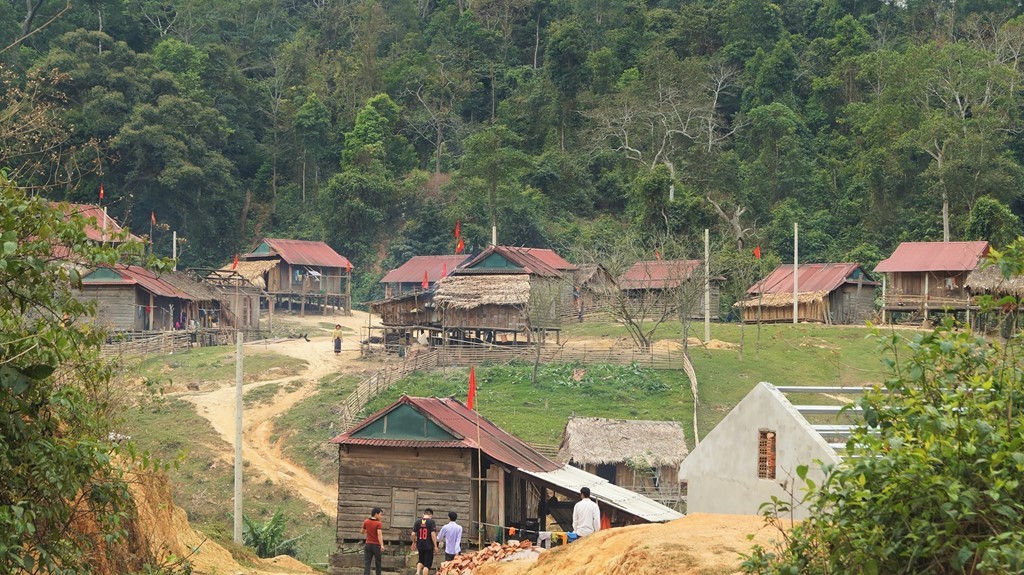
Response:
[411, 508, 437, 575]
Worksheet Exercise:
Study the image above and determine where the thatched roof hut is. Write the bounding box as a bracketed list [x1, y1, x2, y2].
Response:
[965, 263, 1024, 297]
[558, 417, 688, 491]
[219, 259, 278, 290]
[559, 417, 689, 467]
[433, 275, 531, 309]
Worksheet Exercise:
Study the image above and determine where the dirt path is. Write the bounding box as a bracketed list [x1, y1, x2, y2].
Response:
[181, 310, 380, 518]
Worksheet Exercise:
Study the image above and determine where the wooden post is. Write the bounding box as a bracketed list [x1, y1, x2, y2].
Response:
[300, 276, 308, 317]
[149, 292, 155, 330]
[882, 275, 887, 324]
[924, 273, 929, 323]
[345, 268, 352, 316]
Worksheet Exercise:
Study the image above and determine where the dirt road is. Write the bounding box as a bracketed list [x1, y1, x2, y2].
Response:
[181, 310, 380, 517]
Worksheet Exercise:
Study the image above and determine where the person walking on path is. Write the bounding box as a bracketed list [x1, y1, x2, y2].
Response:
[411, 508, 437, 575]
[361, 507, 384, 575]
[332, 324, 344, 354]
[572, 487, 601, 538]
[436, 511, 463, 562]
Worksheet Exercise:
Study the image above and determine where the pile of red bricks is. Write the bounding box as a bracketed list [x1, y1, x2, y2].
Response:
[437, 540, 538, 575]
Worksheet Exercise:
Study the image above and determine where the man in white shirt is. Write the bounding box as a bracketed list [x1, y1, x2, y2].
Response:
[572, 486, 601, 537]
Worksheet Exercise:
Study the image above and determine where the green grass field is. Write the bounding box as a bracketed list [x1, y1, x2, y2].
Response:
[359, 322, 903, 444]
[135, 346, 308, 388]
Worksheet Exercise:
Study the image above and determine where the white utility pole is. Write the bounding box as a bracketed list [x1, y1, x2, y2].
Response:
[233, 330, 244, 543]
[704, 228, 710, 342]
[172, 231, 177, 270]
[793, 222, 799, 325]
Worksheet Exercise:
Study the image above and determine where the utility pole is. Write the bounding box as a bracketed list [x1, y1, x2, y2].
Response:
[233, 317, 244, 542]
[704, 229, 710, 343]
[793, 222, 799, 325]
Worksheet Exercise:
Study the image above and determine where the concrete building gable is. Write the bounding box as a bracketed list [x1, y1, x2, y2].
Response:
[680, 382, 841, 518]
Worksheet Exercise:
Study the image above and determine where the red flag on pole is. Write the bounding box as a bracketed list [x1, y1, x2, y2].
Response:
[151, 211, 156, 226]
[442, 262, 448, 277]
[467, 366, 476, 410]
[346, 260, 352, 273]
[232, 253, 239, 270]
[455, 220, 461, 238]
[422, 270, 429, 290]
[655, 249, 661, 261]
[99, 183, 104, 200]
[753, 246, 762, 260]
[456, 236, 465, 254]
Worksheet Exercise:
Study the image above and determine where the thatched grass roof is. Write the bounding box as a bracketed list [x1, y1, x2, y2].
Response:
[219, 260, 277, 289]
[160, 271, 225, 301]
[433, 274, 531, 309]
[965, 264, 1024, 297]
[558, 417, 688, 467]
[735, 290, 830, 308]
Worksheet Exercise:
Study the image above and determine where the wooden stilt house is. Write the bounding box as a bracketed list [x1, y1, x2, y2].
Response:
[738, 263, 878, 324]
[618, 259, 722, 320]
[433, 246, 577, 344]
[240, 238, 353, 315]
[328, 396, 682, 572]
[875, 241, 989, 323]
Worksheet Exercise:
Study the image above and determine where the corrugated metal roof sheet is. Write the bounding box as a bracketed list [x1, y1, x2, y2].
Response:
[874, 241, 990, 273]
[245, 238, 353, 269]
[82, 265, 196, 300]
[459, 246, 575, 277]
[330, 396, 561, 473]
[380, 255, 471, 284]
[747, 263, 878, 295]
[617, 260, 701, 290]
[57, 203, 142, 243]
[520, 465, 683, 523]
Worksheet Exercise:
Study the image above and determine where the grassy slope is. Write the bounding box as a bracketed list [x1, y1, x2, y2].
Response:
[120, 357, 335, 566]
[134, 346, 308, 388]
[357, 322, 898, 445]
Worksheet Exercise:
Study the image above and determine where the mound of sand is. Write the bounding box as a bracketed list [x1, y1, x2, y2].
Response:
[476, 514, 777, 575]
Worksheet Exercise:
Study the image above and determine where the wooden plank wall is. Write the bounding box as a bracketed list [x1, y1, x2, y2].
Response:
[336, 445, 471, 544]
[77, 285, 137, 330]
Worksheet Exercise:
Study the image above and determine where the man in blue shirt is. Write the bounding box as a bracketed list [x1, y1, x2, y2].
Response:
[435, 511, 463, 561]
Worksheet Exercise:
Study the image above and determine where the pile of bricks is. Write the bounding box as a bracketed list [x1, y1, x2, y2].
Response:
[437, 540, 540, 575]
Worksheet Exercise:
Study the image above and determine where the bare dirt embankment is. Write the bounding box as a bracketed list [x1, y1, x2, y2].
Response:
[477, 514, 780, 575]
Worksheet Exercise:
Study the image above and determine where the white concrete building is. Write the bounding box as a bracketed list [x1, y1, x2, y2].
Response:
[679, 382, 854, 519]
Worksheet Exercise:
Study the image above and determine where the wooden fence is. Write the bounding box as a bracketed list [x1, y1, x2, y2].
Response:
[99, 328, 240, 358]
[333, 350, 441, 429]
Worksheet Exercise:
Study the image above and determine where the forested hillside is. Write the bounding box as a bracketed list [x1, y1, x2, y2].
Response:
[4, 0, 1024, 303]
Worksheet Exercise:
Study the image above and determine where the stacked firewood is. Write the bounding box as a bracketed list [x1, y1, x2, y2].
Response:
[437, 539, 541, 575]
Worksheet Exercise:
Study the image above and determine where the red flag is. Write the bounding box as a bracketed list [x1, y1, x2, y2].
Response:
[456, 236, 465, 254]
[99, 183, 104, 200]
[346, 260, 352, 273]
[655, 249, 661, 261]
[753, 246, 762, 260]
[442, 262, 448, 277]
[232, 253, 239, 270]
[151, 211, 156, 226]
[422, 270, 429, 290]
[467, 366, 476, 410]
[455, 220, 461, 239]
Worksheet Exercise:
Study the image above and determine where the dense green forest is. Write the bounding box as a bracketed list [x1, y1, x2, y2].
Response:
[5, 0, 1024, 303]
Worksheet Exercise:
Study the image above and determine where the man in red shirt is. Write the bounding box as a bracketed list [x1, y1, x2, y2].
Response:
[361, 507, 384, 575]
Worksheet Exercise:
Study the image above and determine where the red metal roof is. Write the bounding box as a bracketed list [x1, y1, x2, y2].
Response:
[459, 246, 576, 277]
[56, 203, 142, 243]
[380, 255, 471, 284]
[874, 241, 990, 273]
[330, 396, 561, 473]
[747, 263, 878, 295]
[245, 238, 353, 269]
[617, 260, 701, 289]
[82, 265, 196, 300]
